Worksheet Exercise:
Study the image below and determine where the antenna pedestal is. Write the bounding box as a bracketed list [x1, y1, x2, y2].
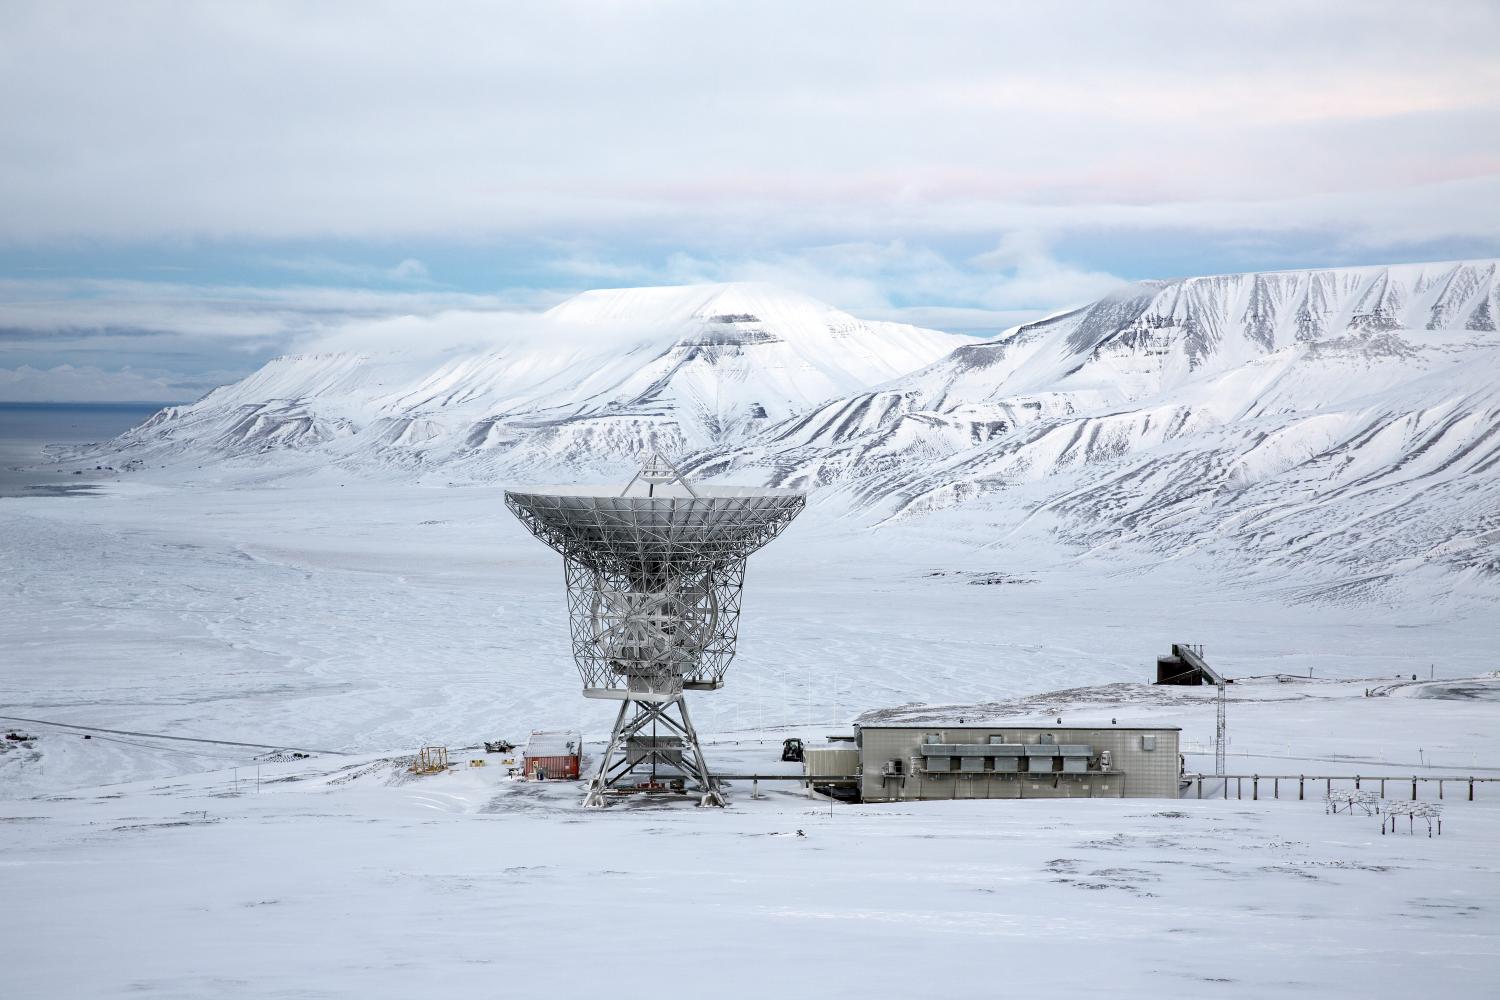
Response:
[585, 693, 723, 807]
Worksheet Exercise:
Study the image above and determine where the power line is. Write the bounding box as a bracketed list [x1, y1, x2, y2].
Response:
[0, 715, 347, 756]
[77, 732, 249, 761]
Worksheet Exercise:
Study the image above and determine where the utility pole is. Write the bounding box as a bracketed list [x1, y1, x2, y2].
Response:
[1215, 682, 1226, 777]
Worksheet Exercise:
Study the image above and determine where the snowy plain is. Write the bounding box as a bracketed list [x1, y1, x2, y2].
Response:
[5, 737, 1499, 1000]
[3, 468, 1499, 998]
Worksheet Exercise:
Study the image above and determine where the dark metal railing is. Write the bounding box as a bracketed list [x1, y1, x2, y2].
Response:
[1186, 773, 1497, 801]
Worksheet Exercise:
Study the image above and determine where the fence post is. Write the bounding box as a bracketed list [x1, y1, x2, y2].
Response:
[1298, 775, 1304, 801]
[1253, 775, 1259, 800]
[1274, 777, 1279, 799]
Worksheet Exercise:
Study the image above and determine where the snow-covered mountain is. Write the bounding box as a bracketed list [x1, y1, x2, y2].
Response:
[95, 262, 1500, 599]
[104, 282, 967, 478]
[683, 260, 1500, 597]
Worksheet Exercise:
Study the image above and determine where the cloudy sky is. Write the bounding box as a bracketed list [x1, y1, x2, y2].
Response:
[3, 1, 1498, 401]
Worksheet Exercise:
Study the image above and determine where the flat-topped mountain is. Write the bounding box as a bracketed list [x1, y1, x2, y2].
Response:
[105, 282, 967, 478]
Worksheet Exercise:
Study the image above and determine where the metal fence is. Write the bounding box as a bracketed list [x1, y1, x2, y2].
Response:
[1186, 773, 1498, 801]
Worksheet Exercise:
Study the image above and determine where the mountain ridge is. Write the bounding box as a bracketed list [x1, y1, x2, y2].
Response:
[679, 260, 1500, 600]
[93, 281, 969, 478]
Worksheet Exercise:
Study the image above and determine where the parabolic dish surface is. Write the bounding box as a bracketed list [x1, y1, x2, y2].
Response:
[504, 486, 806, 572]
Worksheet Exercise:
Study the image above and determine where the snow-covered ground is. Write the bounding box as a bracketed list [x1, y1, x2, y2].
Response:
[3, 473, 1496, 792]
[4, 726, 1498, 998]
[3, 470, 1499, 996]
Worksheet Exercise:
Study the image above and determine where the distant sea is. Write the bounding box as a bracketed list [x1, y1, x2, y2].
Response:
[0, 401, 172, 497]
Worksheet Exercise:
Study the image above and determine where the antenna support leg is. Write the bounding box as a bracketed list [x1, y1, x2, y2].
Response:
[584, 694, 723, 807]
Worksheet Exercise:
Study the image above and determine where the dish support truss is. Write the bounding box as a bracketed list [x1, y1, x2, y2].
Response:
[587, 690, 721, 807]
[504, 481, 804, 806]
[564, 556, 746, 698]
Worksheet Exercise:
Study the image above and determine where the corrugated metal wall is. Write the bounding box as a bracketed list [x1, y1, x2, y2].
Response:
[523, 754, 581, 780]
[857, 726, 1180, 802]
[804, 748, 858, 779]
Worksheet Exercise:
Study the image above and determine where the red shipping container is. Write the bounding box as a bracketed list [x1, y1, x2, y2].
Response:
[522, 730, 581, 780]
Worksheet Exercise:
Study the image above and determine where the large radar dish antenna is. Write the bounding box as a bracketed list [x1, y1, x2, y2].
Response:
[505, 454, 805, 807]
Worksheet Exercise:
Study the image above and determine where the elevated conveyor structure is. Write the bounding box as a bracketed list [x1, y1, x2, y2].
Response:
[1157, 643, 1229, 776]
[1156, 643, 1225, 686]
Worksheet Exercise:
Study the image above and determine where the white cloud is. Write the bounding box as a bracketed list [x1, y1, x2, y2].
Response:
[558, 237, 1128, 334]
[0, 364, 183, 403]
[0, 2, 1494, 248]
[968, 233, 1126, 308]
[294, 309, 609, 358]
[2, 1, 1496, 397]
[0, 278, 520, 342]
[0, 278, 543, 400]
[260, 256, 435, 284]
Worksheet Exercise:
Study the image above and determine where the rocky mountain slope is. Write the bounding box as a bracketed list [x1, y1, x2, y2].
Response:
[683, 261, 1500, 598]
[101, 283, 966, 478]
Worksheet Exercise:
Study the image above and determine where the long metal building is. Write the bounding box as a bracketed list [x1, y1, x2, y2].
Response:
[852, 723, 1182, 801]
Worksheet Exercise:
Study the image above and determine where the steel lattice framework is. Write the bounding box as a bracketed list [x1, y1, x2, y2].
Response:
[505, 462, 804, 806]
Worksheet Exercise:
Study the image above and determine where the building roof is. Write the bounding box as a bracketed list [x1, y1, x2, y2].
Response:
[855, 722, 1182, 732]
[524, 730, 581, 756]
